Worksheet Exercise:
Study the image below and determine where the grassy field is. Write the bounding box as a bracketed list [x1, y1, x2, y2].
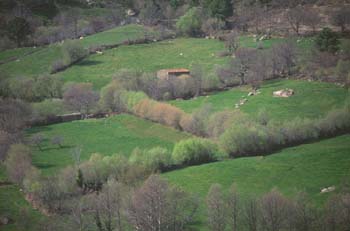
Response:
[27, 114, 191, 175]
[164, 134, 350, 229]
[170, 79, 349, 121]
[0, 24, 151, 78]
[58, 38, 228, 89]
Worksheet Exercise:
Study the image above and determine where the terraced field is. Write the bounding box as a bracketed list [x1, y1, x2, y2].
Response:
[170, 79, 349, 121]
[164, 135, 350, 229]
[27, 114, 191, 175]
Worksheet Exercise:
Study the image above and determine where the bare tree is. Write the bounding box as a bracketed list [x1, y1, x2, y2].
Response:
[270, 41, 297, 76]
[128, 175, 197, 230]
[51, 135, 64, 148]
[63, 83, 99, 118]
[293, 192, 317, 231]
[4, 144, 32, 185]
[93, 179, 127, 231]
[31, 133, 44, 151]
[191, 64, 203, 97]
[302, 9, 321, 34]
[128, 175, 170, 231]
[234, 47, 257, 85]
[70, 197, 91, 231]
[206, 184, 226, 231]
[286, 6, 307, 35]
[260, 189, 291, 231]
[225, 31, 240, 53]
[243, 197, 259, 231]
[227, 184, 240, 231]
[331, 8, 350, 33]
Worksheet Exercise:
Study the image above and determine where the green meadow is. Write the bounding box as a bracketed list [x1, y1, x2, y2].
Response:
[27, 114, 191, 175]
[0, 24, 151, 78]
[170, 79, 349, 121]
[164, 134, 350, 229]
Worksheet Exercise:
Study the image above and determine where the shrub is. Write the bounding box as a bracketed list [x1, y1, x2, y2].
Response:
[176, 8, 202, 36]
[51, 59, 65, 73]
[315, 28, 340, 53]
[99, 80, 125, 112]
[31, 98, 66, 119]
[172, 138, 222, 166]
[5, 144, 32, 185]
[133, 99, 187, 129]
[129, 147, 173, 172]
[219, 123, 270, 156]
[62, 40, 88, 64]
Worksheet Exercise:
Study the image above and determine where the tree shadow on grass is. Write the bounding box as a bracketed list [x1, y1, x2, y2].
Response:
[77, 60, 103, 66]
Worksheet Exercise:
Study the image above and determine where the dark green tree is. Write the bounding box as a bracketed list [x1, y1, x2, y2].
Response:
[76, 168, 84, 189]
[204, 0, 232, 19]
[6, 17, 32, 47]
[315, 28, 340, 53]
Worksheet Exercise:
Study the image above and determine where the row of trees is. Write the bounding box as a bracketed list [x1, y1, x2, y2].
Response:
[206, 184, 350, 231]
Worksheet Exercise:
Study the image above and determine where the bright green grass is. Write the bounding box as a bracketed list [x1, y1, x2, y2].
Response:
[170, 79, 349, 121]
[26, 114, 191, 175]
[164, 134, 350, 230]
[56, 36, 318, 90]
[0, 165, 43, 231]
[58, 38, 229, 89]
[0, 47, 38, 63]
[0, 24, 151, 78]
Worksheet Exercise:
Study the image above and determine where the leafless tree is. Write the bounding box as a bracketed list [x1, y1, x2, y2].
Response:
[292, 192, 317, 231]
[225, 31, 240, 53]
[260, 189, 291, 231]
[167, 186, 199, 231]
[31, 133, 44, 151]
[270, 41, 297, 76]
[63, 83, 99, 118]
[4, 144, 32, 185]
[51, 135, 64, 148]
[249, 51, 271, 89]
[128, 175, 197, 230]
[70, 197, 91, 231]
[227, 184, 240, 231]
[286, 6, 307, 35]
[243, 197, 259, 231]
[93, 179, 127, 231]
[331, 7, 350, 33]
[234, 47, 257, 85]
[206, 183, 226, 231]
[191, 64, 203, 97]
[302, 9, 321, 34]
[128, 174, 170, 230]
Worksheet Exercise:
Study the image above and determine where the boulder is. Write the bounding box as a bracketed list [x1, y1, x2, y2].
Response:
[273, 88, 294, 98]
[321, 186, 335, 193]
[0, 216, 10, 225]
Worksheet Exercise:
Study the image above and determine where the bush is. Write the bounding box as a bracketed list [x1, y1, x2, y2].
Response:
[5, 144, 32, 185]
[219, 123, 270, 156]
[99, 80, 126, 112]
[51, 59, 65, 73]
[129, 147, 173, 172]
[172, 138, 222, 166]
[315, 28, 340, 53]
[31, 98, 66, 119]
[62, 40, 88, 64]
[176, 8, 202, 36]
[133, 99, 187, 129]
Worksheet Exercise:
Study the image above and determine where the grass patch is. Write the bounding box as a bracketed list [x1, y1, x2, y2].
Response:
[164, 134, 350, 229]
[26, 114, 191, 175]
[58, 38, 229, 89]
[0, 24, 151, 79]
[170, 79, 348, 121]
